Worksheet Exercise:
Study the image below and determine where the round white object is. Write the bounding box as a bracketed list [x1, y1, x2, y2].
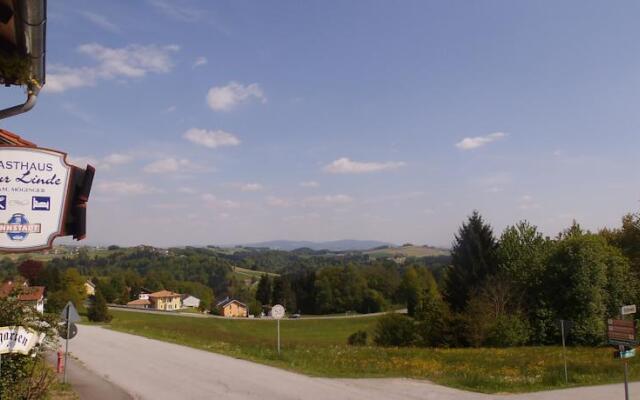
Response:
[271, 304, 285, 319]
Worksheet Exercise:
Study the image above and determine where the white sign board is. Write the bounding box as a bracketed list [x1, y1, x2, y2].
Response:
[271, 304, 285, 320]
[0, 326, 45, 355]
[0, 147, 72, 251]
[622, 305, 637, 315]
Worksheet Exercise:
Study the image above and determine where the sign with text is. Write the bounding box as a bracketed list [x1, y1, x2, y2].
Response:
[0, 325, 45, 355]
[621, 305, 637, 316]
[0, 147, 72, 251]
[608, 319, 637, 346]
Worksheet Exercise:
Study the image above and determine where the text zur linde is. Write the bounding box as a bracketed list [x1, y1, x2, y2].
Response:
[0, 161, 62, 185]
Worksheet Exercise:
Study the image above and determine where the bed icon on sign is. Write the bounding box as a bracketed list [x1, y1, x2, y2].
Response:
[32, 196, 50, 211]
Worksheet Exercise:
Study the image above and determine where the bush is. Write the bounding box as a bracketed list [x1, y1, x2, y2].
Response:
[347, 330, 368, 346]
[87, 290, 113, 323]
[373, 313, 418, 347]
[0, 293, 59, 399]
[484, 315, 530, 347]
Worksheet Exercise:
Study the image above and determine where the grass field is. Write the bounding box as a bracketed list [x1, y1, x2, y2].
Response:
[364, 245, 450, 259]
[101, 310, 639, 393]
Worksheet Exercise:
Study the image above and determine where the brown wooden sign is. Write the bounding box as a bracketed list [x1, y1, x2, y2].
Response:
[608, 319, 637, 346]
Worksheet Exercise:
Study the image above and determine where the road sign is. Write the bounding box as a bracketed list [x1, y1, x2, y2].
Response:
[615, 348, 636, 359]
[271, 304, 285, 320]
[621, 305, 637, 315]
[57, 322, 78, 340]
[60, 301, 81, 323]
[608, 319, 637, 346]
[0, 326, 45, 355]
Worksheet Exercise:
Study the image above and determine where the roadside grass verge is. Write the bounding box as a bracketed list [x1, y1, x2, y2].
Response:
[104, 309, 638, 393]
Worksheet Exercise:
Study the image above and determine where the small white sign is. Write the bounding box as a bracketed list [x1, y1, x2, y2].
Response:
[271, 304, 285, 320]
[622, 305, 637, 315]
[0, 147, 72, 251]
[0, 326, 45, 355]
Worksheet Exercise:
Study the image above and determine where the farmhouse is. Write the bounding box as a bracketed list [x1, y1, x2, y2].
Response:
[181, 294, 200, 309]
[137, 288, 152, 300]
[216, 297, 248, 317]
[149, 290, 182, 311]
[84, 280, 96, 296]
[0, 280, 45, 314]
[126, 298, 151, 309]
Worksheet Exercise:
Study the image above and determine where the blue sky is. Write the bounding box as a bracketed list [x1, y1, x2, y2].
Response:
[2, 0, 639, 247]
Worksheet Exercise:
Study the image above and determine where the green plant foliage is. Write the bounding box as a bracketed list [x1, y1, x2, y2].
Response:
[0, 50, 32, 86]
[87, 289, 113, 323]
[0, 294, 59, 399]
[347, 330, 368, 346]
[373, 313, 418, 346]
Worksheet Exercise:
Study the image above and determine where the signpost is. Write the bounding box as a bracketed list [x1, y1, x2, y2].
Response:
[271, 304, 285, 355]
[556, 319, 573, 384]
[60, 301, 80, 384]
[608, 305, 637, 400]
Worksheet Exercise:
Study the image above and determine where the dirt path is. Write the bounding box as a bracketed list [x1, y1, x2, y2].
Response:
[70, 325, 637, 400]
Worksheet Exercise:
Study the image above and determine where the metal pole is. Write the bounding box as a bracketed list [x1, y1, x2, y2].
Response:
[624, 359, 630, 400]
[277, 319, 280, 355]
[561, 320, 568, 384]
[63, 307, 70, 384]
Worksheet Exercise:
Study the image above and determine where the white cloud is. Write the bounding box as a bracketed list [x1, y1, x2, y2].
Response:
[455, 132, 506, 150]
[206, 81, 266, 112]
[183, 128, 240, 149]
[103, 153, 132, 165]
[79, 11, 120, 33]
[193, 56, 207, 68]
[201, 193, 240, 209]
[147, 0, 203, 22]
[46, 43, 179, 93]
[68, 152, 132, 170]
[323, 157, 406, 174]
[166, 105, 177, 112]
[143, 157, 207, 174]
[235, 183, 263, 192]
[303, 194, 354, 206]
[143, 158, 192, 173]
[266, 196, 291, 208]
[178, 187, 197, 194]
[518, 194, 541, 210]
[300, 181, 319, 188]
[46, 66, 97, 93]
[97, 180, 158, 195]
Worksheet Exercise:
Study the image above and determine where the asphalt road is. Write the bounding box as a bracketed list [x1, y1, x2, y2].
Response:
[71, 325, 639, 400]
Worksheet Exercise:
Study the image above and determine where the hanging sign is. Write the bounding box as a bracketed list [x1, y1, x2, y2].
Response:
[0, 147, 72, 251]
[0, 325, 45, 355]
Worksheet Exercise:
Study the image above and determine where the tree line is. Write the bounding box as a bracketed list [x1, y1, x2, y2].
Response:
[367, 211, 640, 348]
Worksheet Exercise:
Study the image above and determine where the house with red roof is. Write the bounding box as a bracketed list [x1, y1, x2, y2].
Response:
[0, 280, 45, 314]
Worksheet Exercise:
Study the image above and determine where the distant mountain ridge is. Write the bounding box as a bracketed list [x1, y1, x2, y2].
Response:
[241, 240, 396, 252]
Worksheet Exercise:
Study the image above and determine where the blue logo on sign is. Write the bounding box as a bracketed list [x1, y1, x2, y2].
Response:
[32, 196, 50, 211]
[0, 196, 5, 210]
[5, 213, 32, 241]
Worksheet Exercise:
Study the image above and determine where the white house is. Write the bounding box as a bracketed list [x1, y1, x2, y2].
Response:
[138, 288, 151, 300]
[181, 295, 200, 309]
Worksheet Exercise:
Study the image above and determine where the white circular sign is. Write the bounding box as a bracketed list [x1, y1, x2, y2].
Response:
[271, 304, 285, 319]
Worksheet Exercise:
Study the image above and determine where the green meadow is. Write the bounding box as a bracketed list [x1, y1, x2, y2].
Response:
[97, 309, 640, 393]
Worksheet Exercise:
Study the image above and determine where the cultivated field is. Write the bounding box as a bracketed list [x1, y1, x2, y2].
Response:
[100, 310, 639, 393]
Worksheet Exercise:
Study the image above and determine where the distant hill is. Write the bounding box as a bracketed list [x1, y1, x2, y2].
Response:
[364, 245, 450, 259]
[241, 240, 395, 252]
